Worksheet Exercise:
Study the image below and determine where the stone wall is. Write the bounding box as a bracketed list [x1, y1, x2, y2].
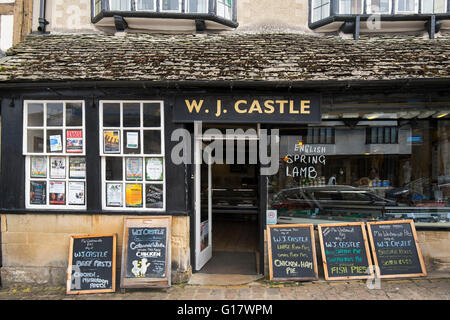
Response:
[0, 214, 191, 286]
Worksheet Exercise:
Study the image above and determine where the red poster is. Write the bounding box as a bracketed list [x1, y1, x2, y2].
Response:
[66, 129, 83, 153]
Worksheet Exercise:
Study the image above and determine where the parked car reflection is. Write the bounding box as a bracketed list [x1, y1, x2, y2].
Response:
[271, 185, 398, 220]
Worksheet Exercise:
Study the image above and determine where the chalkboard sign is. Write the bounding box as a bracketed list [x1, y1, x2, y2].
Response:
[318, 222, 373, 280]
[367, 220, 426, 279]
[267, 224, 318, 281]
[121, 216, 172, 288]
[67, 234, 117, 295]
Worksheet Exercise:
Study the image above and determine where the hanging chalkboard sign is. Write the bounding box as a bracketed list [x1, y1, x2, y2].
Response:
[318, 222, 373, 280]
[66, 234, 117, 295]
[367, 220, 426, 279]
[120, 216, 172, 288]
[267, 224, 318, 281]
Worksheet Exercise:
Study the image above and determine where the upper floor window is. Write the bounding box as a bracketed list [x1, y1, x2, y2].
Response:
[338, 0, 363, 14]
[161, 0, 180, 11]
[217, 0, 233, 19]
[137, 0, 155, 11]
[367, 0, 391, 14]
[396, 0, 418, 13]
[312, 0, 331, 23]
[422, 0, 447, 13]
[187, 0, 208, 13]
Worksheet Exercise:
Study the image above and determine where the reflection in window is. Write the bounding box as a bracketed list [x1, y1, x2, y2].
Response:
[397, 0, 417, 13]
[312, 0, 331, 22]
[137, 0, 155, 10]
[339, 0, 363, 14]
[161, 0, 180, 11]
[422, 0, 446, 13]
[368, 0, 391, 13]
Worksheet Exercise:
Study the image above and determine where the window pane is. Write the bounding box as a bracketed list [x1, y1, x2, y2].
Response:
[110, 0, 131, 10]
[326, 128, 333, 144]
[123, 103, 141, 127]
[143, 103, 161, 127]
[339, 0, 363, 14]
[370, 0, 390, 13]
[105, 157, 123, 181]
[384, 127, 390, 143]
[47, 103, 63, 127]
[391, 127, 397, 143]
[47, 129, 63, 153]
[124, 130, 141, 154]
[27, 103, 44, 127]
[162, 0, 179, 11]
[137, 0, 155, 10]
[398, 0, 415, 12]
[126, 183, 143, 208]
[320, 128, 326, 144]
[371, 127, 377, 144]
[66, 103, 83, 126]
[103, 103, 120, 127]
[27, 129, 44, 153]
[377, 127, 383, 144]
[144, 130, 161, 154]
[187, 0, 207, 12]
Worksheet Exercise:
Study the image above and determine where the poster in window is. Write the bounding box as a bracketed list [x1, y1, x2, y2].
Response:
[145, 184, 163, 209]
[69, 157, 86, 179]
[126, 183, 143, 208]
[49, 135, 63, 152]
[68, 181, 85, 205]
[30, 181, 46, 205]
[50, 156, 66, 179]
[125, 157, 143, 181]
[49, 181, 65, 205]
[106, 183, 123, 207]
[66, 129, 83, 153]
[31, 156, 47, 178]
[146, 157, 163, 181]
[126, 132, 139, 149]
[104, 130, 120, 154]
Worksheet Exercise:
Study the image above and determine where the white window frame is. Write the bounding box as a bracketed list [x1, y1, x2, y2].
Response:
[99, 100, 166, 212]
[366, 0, 392, 14]
[160, 0, 182, 12]
[185, 0, 209, 13]
[23, 100, 87, 210]
[395, 0, 418, 14]
[135, 0, 157, 11]
[338, 0, 364, 15]
[421, 0, 447, 14]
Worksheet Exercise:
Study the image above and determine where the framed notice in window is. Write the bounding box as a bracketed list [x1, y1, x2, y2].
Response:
[126, 157, 143, 181]
[125, 183, 143, 208]
[50, 156, 66, 179]
[31, 156, 47, 178]
[68, 181, 85, 205]
[106, 183, 123, 207]
[66, 129, 83, 153]
[104, 130, 120, 154]
[30, 181, 46, 205]
[146, 157, 163, 181]
[49, 181, 66, 205]
[69, 157, 86, 179]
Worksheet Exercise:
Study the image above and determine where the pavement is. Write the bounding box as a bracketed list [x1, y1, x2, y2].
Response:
[0, 277, 449, 300]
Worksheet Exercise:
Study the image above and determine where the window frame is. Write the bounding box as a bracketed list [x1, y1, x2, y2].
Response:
[394, 0, 419, 14]
[366, 0, 393, 14]
[135, 0, 157, 11]
[186, 0, 209, 13]
[311, 0, 331, 23]
[23, 100, 87, 210]
[160, 0, 183, 12]
[421, 0, 447, 14]
[99, 100, 166, 212]
[338, 0, 364, 15]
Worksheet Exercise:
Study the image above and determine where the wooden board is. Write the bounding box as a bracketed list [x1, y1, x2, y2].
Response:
[66, 234, 116, 295]
[367, 220, 427, 279]
[267, 224, 318, 281]
[120, 216, 172, 288]
[318, 222, 373, 281]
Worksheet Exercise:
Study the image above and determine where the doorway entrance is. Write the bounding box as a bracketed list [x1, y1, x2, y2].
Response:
[194, 123, 261, 275]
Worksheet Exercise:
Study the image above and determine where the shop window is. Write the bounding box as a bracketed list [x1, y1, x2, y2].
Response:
[23, 101, 86, 209]
[367, 0, 391, 13]
[422, 0, 447, 13]
[311, 0, 331, 22]
[100, 101, 165, 211]
[395, 0, 418, 13]
[338, 0, 363, 14]
[366, 127, 398, 144]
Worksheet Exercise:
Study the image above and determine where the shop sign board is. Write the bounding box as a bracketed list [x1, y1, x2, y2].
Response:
[367, 220, 426, 279]
[267, 224, 318, 281]
[120, 216, 172, 288]
[318, 222, 374, 280]
[66, 234, 117, 294]
[173, 95, 321, 123]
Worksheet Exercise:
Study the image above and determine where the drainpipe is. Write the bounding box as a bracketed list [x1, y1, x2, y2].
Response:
[37, 0, 49, 33]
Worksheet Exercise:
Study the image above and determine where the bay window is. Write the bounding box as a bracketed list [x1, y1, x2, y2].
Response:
[339, 0, 363, 14]
[422, 0, 447, 13]
[396, 0, 418, 13]
[312, 0, 331, 22]
[367, 0, 391, 13]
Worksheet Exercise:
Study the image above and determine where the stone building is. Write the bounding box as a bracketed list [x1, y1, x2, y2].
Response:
[0, 0, 449, 287]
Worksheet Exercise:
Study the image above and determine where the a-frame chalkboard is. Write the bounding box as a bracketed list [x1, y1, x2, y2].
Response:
[367, 220, 427, 279]
[120, 216, 172, 288]
[318, 222, 373, 281]
[67, 234, 117, 295]
[267, 224, 318, 281]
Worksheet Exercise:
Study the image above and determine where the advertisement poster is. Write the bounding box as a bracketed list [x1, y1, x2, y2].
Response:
[266, 210, 278, 225]
[69, 157, 86, 179]
[126, 132, 139, 149]
[30, 181, 46, 205]
[125, 157, 143, 181]
[106, 183, 122, 207]
[68, 181, 85, 205]
[49, 181, 65, 205]
[50, 156, 66, 179]
[31, 156, 47, 178]
[125, 183, 143, 208]
[104, 130, 120, 153]
[49, 135, 62, 152]
[145, 184, 163, 209]
[146, 157, 163, 181]
[66, 129, 83, 153]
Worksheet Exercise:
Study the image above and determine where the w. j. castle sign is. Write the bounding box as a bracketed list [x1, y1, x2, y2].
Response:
[173, 95, 321, 124]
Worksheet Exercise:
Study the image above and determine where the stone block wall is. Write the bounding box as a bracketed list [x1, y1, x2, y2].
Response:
[0, 214, 191, 286]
